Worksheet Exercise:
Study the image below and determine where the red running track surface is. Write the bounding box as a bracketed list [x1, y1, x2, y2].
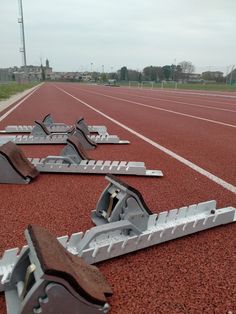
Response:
[0, 83, 235, 314]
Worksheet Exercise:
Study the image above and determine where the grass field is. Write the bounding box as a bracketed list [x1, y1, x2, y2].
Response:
[0, 82, 38, 100]
[119, 81, 236, 92]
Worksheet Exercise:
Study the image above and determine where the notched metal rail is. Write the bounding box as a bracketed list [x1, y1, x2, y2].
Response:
[27, 136, 161, 176]
[29, 158, 162, 177]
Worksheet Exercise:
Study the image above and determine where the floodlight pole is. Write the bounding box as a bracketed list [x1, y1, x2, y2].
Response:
[18, 0, 27, 73]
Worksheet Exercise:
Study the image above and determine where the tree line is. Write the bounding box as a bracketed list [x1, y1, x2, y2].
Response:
[116, 61, 195, 82]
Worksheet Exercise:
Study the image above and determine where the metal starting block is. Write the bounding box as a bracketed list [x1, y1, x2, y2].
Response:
[0, 142, 39, 184]
[0, 114, 108, 136]
[0, 224, 112, 314]
[23, 135, 160, 177]
[0, 139, 162, 183]
[0, 121, 129, 146]
[1, 175, 235, 302]
[0, 176, 235, 313]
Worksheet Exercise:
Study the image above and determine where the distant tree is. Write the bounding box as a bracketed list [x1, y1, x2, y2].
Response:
[162, 65, 172, 80]
[127, 69, 140, 81]
[138, 72, 142, 82]
[109, 72, 118, 80]
[175, 65, 183, 80]
[178, 61, 195, 74]
[41, 64, 45, 81]
[120, 66, 128, 81]
[143, 66, 157, 81]
[156, 67, 164, 82]
[143, 66, 151, 81]
[100, 73, 107, 82]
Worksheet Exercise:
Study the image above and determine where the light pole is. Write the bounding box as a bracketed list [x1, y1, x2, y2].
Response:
[18, 0, 27, 74]
[90, 62, 93, 73]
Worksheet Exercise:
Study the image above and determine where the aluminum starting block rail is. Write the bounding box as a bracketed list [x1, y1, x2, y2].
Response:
[0, 175, 235, 314]
[0, 120, 130, 146]
[0, 114, 108, 136]
[0, 138, 163, 184]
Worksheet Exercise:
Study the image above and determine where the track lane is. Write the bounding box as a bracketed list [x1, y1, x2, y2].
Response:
[57, 83, 236, 185]
[116, 86, 236, 107]
[74, 86, 236, 125]
[0, 82, 235, 314]
[80, 84, 236, 107]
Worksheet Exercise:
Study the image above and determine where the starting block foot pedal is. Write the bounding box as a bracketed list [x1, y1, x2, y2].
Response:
[0, 142, 39, 184]
[2, 225, 112, 314]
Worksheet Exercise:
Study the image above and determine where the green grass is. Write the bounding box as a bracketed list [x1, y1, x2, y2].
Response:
[119, 81, 236, 92]
[0, 82, 38, 100]
[166, 83, 236, 92]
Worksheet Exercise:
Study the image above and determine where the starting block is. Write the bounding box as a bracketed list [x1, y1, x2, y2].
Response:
[0, 138, 163, 184]
[0, 175, 235, 313]
[0, 225, 112, 314]
[0, 114, 108, 136]
[0, 142, 39, 184]
[0, 120, 130, 146]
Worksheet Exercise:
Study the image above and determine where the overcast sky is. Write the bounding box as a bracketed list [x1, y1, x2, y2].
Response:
[1, 0, 235, 73]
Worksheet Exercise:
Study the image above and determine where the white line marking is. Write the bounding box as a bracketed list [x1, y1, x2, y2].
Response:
[111, 91, 236, 113]
[122, 86, 236, 99]
[0, 85, 41, 122]
[56, 85, 236, 194]
[70, 87, 236, 129]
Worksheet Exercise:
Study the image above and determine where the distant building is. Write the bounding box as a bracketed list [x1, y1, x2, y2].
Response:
[187, 73, 202, 82]
[202, 71, 224, 81]
[0, 59, 53, 83]
[0, 68, 12, 82]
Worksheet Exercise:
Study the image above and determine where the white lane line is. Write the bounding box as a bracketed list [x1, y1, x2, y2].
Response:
[111, 91, 236, 113]
[122, 86, 236, 99]
[69, 87, 236, 129]
[101, 85, 236, 106]
[0, 85, 41, 122]
[56, 85, 236, 194]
